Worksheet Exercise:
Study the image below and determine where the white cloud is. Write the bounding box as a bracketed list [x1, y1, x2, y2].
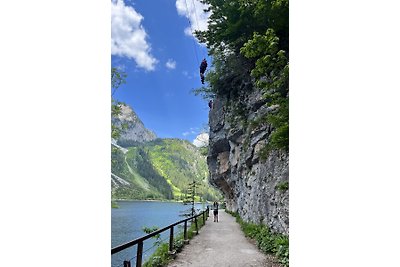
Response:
[182, 70, 192, 79]
[183, 127, 199, 137]
[175, 0, 210, 42]
[111, 0, 158, 71]
[166, 59, 176, 69]
[193, 132, 209, 147]
[115, 64, 126, 71]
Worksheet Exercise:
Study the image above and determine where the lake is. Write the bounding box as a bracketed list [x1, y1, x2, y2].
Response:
[111, 200, 205, 267]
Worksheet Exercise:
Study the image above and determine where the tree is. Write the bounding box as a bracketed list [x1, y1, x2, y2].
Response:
[112, 67, 127, 96]
[194, 0, 289, 154]
[111, 67, 127, 141]
[196, 0, 288, 54]
[181, 181, 200, 218]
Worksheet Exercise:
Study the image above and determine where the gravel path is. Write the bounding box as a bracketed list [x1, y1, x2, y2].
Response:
[168, 210, 280, 267]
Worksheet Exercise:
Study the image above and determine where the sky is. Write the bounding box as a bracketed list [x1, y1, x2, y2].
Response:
[111, 0, 211, 145]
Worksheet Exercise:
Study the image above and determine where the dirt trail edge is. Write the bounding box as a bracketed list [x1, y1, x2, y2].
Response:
[168, 210, 279, 267]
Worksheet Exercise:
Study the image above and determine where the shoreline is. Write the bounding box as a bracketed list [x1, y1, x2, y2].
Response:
[111, 199, 210, 204]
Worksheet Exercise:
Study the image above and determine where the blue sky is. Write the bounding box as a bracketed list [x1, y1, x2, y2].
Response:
[111, 0, 211, 144]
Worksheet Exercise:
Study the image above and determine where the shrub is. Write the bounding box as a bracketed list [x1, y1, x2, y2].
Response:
[226, 210, 289, 266]
[143, 244, 169, 267]
[276, 181, 289, 192]
[143, 213, 208, 266]
[173, 239, 184, 253]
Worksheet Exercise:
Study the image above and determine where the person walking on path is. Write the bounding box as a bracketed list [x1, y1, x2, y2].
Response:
[213, 201, 219, 222]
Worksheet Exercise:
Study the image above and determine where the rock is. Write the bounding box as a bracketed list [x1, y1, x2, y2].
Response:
[208, 89, 289, 235]
[113, 103, 156, 146]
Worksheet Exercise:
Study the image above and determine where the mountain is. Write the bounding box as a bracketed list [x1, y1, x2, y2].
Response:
[111, 103, 221, 201]
[112, 103, 156, 146]
[111, 142, 171, 199]
[111, 138, 221, 201]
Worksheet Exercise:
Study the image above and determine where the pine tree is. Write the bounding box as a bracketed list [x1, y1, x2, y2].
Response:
[181, 181, 200, 218]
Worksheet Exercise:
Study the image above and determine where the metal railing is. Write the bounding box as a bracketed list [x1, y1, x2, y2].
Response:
[111, 207, 209, 267]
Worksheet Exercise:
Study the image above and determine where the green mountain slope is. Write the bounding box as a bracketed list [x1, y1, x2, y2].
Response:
[111, 138, 221, 201]
[111, 145, 167, 199]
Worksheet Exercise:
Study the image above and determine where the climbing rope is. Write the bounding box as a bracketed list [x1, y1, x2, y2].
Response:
[190, 0, 207, 59]
[184, 0, 200, 65]
[191, 0, 201, 33]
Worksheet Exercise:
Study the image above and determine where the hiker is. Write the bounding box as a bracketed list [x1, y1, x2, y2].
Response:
[213, 201, 219, 222]
[199, 58, 207, 84]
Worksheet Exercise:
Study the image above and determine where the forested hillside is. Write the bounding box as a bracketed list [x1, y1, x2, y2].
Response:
[111, 138, 221, 201]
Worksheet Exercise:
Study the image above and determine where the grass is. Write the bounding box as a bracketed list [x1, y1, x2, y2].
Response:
[226, 210, 289, 266]
[276, 181, 289, 192]
[142, 212, 207, 267]
[165, 178, 183, 198]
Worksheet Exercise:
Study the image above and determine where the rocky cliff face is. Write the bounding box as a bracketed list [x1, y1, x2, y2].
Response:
[113, 103, 156, 146]
[208, 89, 289, 235]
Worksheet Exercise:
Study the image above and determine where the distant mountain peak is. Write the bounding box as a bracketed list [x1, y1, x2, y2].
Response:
[117, 104, 139, 122]
[113, 103, 156, 147]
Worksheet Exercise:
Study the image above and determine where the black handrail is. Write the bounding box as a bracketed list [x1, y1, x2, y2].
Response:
[111, 207, 209, 267]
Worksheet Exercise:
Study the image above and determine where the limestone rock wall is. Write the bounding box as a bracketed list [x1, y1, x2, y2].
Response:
[113, 103, 156, 146]
[208, 90, 289, 235]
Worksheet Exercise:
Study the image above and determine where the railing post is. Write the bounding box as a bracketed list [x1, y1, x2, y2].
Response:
[202, 210, 205, 224]
[136, 241, 143, 267]
[195, 216, 198, 235]
[169, 226, 174, 253]
[113, 208, 209, 266]
[184, 220, 188, 241]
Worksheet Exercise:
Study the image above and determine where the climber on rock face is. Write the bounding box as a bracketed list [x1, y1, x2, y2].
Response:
[199, 58, 207, 84]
